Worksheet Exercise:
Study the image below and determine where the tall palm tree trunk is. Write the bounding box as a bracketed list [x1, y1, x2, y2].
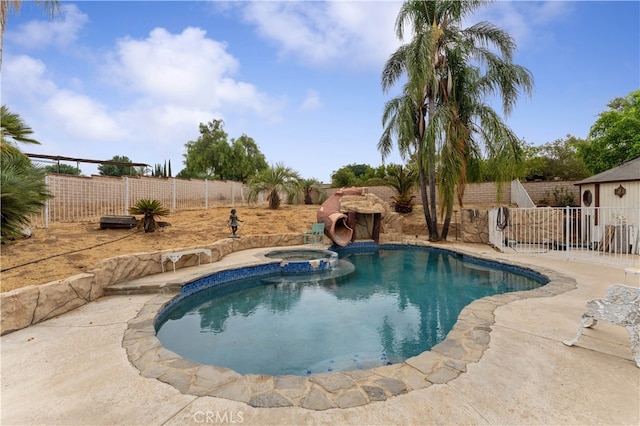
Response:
[426, 98, 440, 241]
[427, 160, 439, 240]
[417, 142, 432, 237]
[441, 211, 452, 240]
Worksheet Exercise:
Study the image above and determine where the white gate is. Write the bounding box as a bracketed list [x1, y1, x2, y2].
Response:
[489, 206, 640, 267]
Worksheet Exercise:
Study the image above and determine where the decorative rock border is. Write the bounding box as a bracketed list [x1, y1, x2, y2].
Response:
[0, 233, 304, 335]
[123, 247, 577, 410]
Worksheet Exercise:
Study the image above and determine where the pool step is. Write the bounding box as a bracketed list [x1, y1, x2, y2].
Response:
[104, 281, 182, 295]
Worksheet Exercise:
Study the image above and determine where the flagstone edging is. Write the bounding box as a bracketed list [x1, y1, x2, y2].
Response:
[123, 245, 577, 410]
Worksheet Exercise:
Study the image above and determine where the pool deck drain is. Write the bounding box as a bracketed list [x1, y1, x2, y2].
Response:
[122, 246, 577, 410]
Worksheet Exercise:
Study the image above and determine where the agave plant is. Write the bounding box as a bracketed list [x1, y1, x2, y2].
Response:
[128, 199, 169, 233]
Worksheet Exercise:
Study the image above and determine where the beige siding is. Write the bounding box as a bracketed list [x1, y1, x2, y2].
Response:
[598, 181, 640, 209]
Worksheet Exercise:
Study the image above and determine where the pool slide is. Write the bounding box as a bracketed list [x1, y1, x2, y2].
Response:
[317, 187, 365, 246]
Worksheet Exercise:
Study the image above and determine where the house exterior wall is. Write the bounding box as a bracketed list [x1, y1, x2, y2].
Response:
[597, 181, 640, 209]
[579, 181, 640, 251]
[579, 181, 640, 210]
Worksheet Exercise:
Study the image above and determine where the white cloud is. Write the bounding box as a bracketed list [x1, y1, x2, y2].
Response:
[1, 54, 128, 165]
[104, 26, 273, 116]
[300, 89, 322, 111]
[1, 55, 57, 99]
[239, 1, 401, 69]
[43, 90, 128, 142]
[3, 23, 285, 170]
[534, 1, 572, 25]
[5, 4, 89, 49]
[473, 1, 572, 48]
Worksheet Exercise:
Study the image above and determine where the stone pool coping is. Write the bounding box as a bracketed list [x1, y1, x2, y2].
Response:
[123, 243, 577, 411]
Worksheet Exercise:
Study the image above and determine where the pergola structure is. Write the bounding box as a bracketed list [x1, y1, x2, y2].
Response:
[24, 153, 150, 175]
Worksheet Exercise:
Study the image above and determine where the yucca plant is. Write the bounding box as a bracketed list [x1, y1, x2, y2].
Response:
[129, 199, 169, 233]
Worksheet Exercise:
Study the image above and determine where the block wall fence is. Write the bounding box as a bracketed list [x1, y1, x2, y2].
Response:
[324, 180, 579, 207]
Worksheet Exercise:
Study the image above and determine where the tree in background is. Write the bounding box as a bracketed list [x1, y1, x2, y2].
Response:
[98, 155, 138, 177]
[577, 89, 640, 174]
[181, 119, 267, 182]
[247, 162, 301, 210]
[227, 135, 268, 183]
[330, 163, 385, 187]
[523, 136, 589, 181]
[1, 105, 52, 242]
[181, 119, 229, 179]
[330, 168, 357, 187]
[43, 163, 81, 175]
[152, 160, 172, 178]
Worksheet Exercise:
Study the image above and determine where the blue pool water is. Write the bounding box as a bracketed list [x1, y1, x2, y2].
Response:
[156, 246, 546, 376]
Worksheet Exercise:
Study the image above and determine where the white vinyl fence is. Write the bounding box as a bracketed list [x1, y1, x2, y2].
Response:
[489, 206, 640, 267]
[35, 174, 247, 227]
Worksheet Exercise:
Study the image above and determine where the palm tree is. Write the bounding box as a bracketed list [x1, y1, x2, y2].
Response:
[300, 178, 325, 205]
[1, 105, 52, 242]
[128, 199, 169, 233]
[247, 163, 301, 210]
[384, 164, 418, 213]
[436, 48, 529, 239]
[379, 0, 533, 241]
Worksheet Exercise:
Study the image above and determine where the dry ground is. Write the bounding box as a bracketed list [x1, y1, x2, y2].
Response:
[0, 203, 450, 293]
[0, 205, 323, 293]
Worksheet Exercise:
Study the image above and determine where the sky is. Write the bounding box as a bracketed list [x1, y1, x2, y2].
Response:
[2, 1, 639, 183]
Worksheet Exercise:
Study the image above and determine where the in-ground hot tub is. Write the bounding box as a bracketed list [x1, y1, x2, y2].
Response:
[264, 248, 339, 274]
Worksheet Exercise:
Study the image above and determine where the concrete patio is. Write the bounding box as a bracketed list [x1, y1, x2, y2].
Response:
[1, 244, 639, 425]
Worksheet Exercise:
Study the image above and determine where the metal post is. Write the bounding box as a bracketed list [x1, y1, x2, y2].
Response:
[44, 175, 50, 228]
[205, 179, 209, 209]
[124, 176, 130, 215]
[565, 206, 570, 258]
[172, 178, 177, 211]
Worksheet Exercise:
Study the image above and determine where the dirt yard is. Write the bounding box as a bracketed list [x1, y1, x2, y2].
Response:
[1, 201, 463, 293]
[1, 205, 323, 293]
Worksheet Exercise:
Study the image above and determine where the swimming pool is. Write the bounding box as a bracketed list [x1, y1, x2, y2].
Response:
[155, 244, 547, 376]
